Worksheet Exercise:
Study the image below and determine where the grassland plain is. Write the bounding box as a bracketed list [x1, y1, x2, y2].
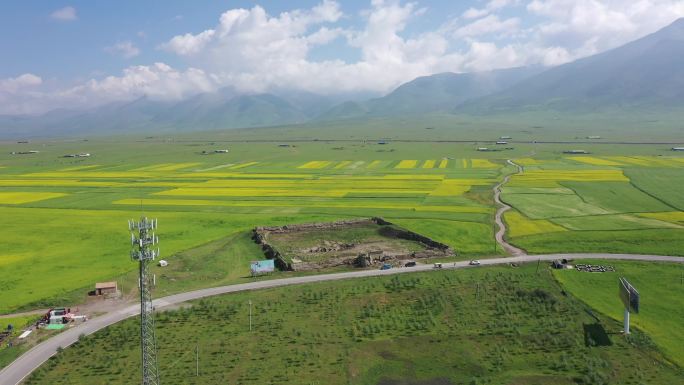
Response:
[1, 132, 684, 316]
[554, 260, 684, 367]
[25, 264, 684, 385]
[0, 138, 512, 315]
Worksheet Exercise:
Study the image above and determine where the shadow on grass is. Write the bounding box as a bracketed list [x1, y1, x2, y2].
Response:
[583, 323, 612, 347]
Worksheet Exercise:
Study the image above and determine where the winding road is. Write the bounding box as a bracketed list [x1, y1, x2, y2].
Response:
[2, 253, 684, 385]
[493, 159, 526, 255]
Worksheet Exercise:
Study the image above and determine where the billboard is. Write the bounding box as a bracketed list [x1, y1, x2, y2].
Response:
[250, 259, 275, 275]
[619, 277, 640, 313]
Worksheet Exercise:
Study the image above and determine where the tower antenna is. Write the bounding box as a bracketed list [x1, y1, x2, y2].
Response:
[130, 216, 161, 385]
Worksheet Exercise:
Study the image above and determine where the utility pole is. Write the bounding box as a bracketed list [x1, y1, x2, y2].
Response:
[195, 344, 199, 377]
[249, 300, 253, 331]
[129, 217, 161, 385]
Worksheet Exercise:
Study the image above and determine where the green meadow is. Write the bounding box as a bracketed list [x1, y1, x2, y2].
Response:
[554, 260, 684, 367]
[0, 126, 684, 315]
[25, 263, 684, 384]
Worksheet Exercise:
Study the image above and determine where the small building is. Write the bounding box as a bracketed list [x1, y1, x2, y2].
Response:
[377, 141, 388, 145]
[586, 136, 602, 139]
[672, 147, 684, 151]
[500, 136, 511, 140]
[477, 147, 490, 152]
[158, 259, 168, 267]
[214, 149, 229, 153]
[94, 281, 118, 296]
[278, 144, 291, 147]
[496, 141, 508, 145]
[563, 150, 588, 154]
[63, 153, 91, 158]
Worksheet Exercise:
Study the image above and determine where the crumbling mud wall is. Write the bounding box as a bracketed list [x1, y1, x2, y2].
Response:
[252, 218, 455, 271]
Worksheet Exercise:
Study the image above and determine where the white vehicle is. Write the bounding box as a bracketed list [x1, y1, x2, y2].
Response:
[469, 260, 481, 266]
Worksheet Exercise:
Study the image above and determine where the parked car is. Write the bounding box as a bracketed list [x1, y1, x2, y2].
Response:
[404, 261, 417, 267]
[380, 263, 392, 270]
[469, 260, 481, 266]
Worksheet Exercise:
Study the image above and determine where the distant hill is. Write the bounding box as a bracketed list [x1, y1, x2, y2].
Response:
[4, 18, 684, 139]
[458, 18, 684, 113]
[318, 66, 542, 120]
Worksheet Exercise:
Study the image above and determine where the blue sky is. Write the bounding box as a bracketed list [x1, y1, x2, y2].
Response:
[1, 0, 683, 114]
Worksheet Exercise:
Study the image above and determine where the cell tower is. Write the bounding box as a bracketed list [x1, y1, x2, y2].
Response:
[129, 217, 161, 385]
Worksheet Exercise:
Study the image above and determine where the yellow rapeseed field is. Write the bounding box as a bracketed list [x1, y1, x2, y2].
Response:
[422, 160, 436, 168]
[298, 161, 332, 169]
[568, 156, 623, 166]
[150, 163, 201, 171]
[471, 159, 498, 169]
[0, 179, 122, 187]
[395, 160, 418, 169]
[438, 159, 448, 168]
[604, 156, 653, 166]
[334, 161, 352, 169]
[156, 187, 347, 198]
[366, 160, 384, 169]
[504, 211, 568, 237]
[511, 169, 628, 185]
[114, 198, 490, 213]
[0, 192, 67, 204]
[638, 212, 684, 223]
[58, 165, 101, 171]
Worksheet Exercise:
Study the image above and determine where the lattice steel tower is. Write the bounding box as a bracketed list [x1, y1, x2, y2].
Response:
[129, 217, 161, 385]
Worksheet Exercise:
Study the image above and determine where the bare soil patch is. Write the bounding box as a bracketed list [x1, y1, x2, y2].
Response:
[253, 218, 454, 271]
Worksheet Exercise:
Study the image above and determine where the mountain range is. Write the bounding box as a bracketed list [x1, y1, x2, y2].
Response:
[1, 18, 683, 138]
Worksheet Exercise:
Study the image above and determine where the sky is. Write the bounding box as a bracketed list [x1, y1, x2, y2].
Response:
[1, 0, 684, 115]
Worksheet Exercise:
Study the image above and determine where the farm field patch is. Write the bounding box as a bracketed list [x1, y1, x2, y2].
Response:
[26, 264, 684, 385]
[562, 181, 673, 213]
[0, 192, 66, 204]
[503, 193, 611, 219]
[0, 151, 501, 314]
[395, 160, 418, 169]
[555, 260, 684, 367]
[626, 168, 684, 210]
[551, 214, 680, 231]
[503, 211, 567, 238]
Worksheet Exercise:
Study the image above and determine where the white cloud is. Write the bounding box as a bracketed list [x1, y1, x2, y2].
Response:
[462, 0, 519, 19]
[160, 30, 215, 56]
[452, 15, 521, 38]
[0, 74, 43, 93]
[4, 0, 684, 115]
[104, 41, 141, 59]
[527, 0, 684, 61]
[50, 6, 77, 21]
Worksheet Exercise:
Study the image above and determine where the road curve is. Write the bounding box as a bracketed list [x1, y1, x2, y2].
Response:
[2, 253, 684, 385]
[493, 160, 526, 256]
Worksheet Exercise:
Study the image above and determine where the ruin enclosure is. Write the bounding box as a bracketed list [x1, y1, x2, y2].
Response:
[252, 218, 454, 271]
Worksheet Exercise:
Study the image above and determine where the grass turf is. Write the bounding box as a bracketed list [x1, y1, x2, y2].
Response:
[24, 263, 684, 385]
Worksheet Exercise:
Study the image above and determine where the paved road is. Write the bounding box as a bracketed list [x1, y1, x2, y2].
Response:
[2, 253, 683, 384]
[493, 159, 526, 256]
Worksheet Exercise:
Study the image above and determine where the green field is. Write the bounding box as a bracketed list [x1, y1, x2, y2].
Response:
[501, 156, 684, 255]
[554, 260, 684, 367]
[25, 263, 684, 384]
[1, 128, 684, 315]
